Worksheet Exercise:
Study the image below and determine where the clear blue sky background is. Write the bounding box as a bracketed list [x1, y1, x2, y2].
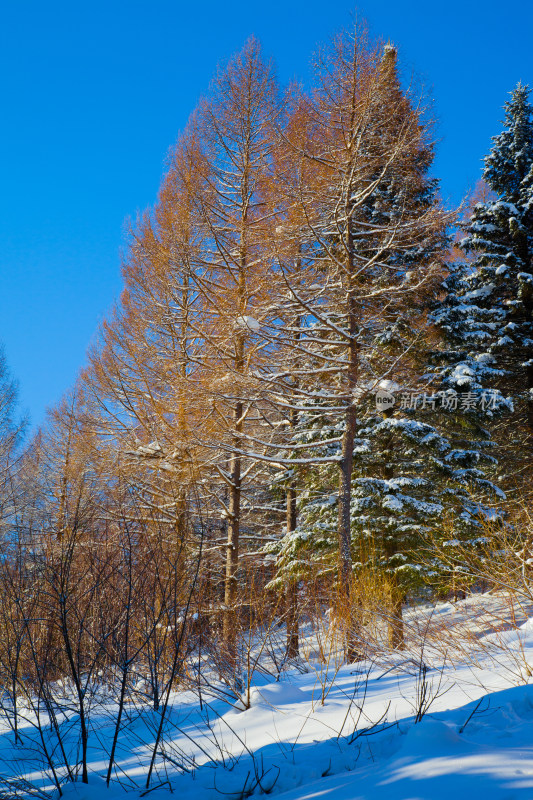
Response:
[1, 0, 532, 427]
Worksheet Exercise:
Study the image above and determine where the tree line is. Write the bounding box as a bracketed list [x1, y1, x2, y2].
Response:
[1, 26, 533, 772]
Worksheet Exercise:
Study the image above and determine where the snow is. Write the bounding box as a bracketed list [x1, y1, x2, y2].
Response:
[5, 597, 533, 799]
[273, 700, 533, 800]
[235, 315, 261, 333]
[462, 283, 495, 301]
[492, 200, 519, 215]
[376, 379, 400, 393]
[382, 494, 404, 511]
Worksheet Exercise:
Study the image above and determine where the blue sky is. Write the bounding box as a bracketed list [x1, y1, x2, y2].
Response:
[1, 0, 532, 427]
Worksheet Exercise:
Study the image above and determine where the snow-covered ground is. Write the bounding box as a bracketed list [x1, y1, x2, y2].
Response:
[3, 594, 533, 800]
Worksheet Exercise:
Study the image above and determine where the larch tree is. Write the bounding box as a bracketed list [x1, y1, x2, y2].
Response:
[84, 132, 211, 646]
[263, 29, 449, 657]
[184, 36, 285, 665]
[0, 348, 25, 534]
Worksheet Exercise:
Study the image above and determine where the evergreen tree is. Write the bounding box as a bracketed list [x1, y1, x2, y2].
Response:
[432, 84, 533, 488]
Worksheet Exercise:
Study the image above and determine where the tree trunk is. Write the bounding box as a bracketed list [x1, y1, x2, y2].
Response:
[286, 483, 299, 658]
[223, 401, 242, 665]
[337, 278, 359, 661]
[338, 407, 356, 593]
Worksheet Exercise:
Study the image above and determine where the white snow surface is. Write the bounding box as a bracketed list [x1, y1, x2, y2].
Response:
[4, 597, 533, 799]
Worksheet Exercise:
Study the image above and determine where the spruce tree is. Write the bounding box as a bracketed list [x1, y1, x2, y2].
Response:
[432, 84, 533, 489]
